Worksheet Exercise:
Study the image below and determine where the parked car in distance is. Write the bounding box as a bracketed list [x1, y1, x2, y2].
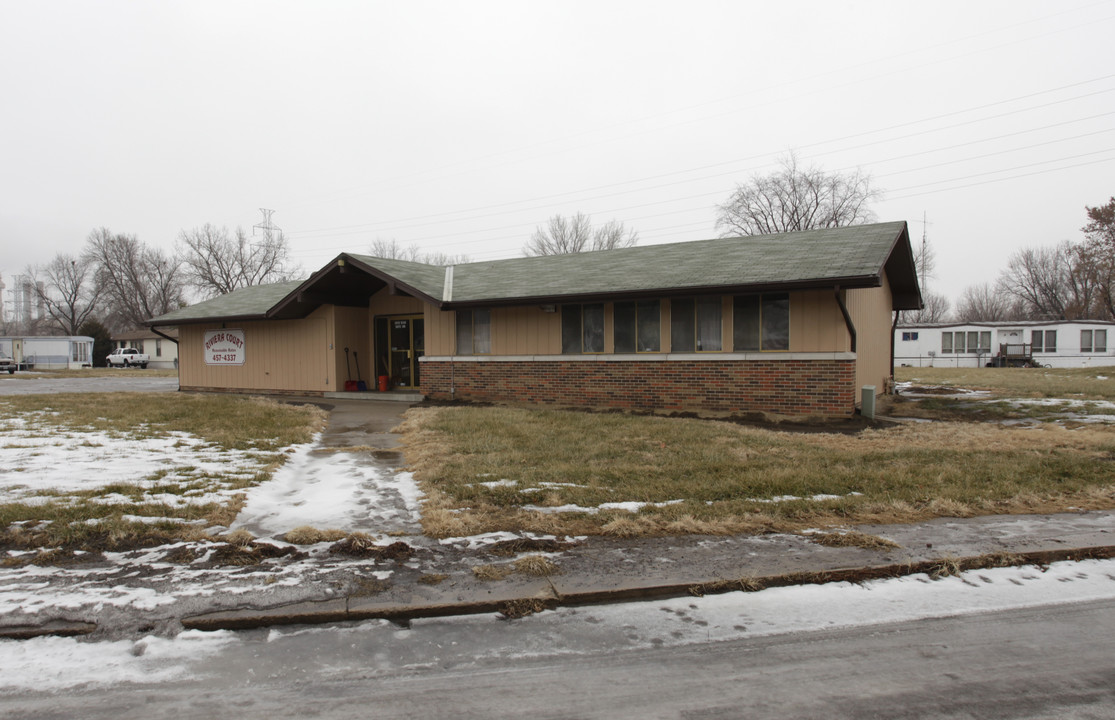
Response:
[106, 347, 150, 369]
[0, 354, 16, 374]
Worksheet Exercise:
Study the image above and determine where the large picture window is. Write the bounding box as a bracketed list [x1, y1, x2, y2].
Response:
[614, 300, 661, 353]
[456, 308, 491, 354]
[670, 297, 722, 352]
[733, 293, 790, 351]
[562, 304, 605, 353]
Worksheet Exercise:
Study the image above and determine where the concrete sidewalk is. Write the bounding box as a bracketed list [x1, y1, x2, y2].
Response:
[178, 509, 1115, 632]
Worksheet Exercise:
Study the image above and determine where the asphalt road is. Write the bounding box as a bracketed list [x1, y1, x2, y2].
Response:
[0, 374, 179, 395]
[4, 598, 1113, 720]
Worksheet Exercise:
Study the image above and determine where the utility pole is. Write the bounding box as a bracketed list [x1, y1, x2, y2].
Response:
[253, 209, 281, 240]
[918, 211, 932, 293]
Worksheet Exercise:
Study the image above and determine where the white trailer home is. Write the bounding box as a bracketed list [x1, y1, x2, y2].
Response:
[0, 336, 94, 370]
[895, 321, 1115, 369]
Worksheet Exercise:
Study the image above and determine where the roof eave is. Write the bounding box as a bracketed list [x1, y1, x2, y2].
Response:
[441, 275, 882, 309]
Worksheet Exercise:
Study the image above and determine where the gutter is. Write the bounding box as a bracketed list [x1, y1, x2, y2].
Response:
[150, 327, 179, 345]
[834, 286, 857, 353]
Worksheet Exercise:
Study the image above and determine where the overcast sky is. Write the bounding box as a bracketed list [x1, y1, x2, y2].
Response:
[2, 0, 1113, 310]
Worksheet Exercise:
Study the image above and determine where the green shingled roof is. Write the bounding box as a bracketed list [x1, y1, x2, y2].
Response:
[150, 221, 918, 326]
[444, 221, 908, 303]
[149, 281, 304, 324]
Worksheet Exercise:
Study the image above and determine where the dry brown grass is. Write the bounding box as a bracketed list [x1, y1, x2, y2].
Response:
[284, 526, 349, 545]
[401, 403, 1115, 540]
[223, 528, 255, 547]
[894, 366, 1115, 400]
[513, 554, 560, 576]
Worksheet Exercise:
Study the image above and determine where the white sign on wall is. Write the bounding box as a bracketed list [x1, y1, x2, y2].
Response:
[203, 329, 246, 365]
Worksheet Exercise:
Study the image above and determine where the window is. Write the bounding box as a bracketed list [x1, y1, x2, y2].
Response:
[1082, 329, 1107, 353]
[1033, 330, 1056, 353]
[980, 331, 991, 352]
[155, 339, 163, 357]
[942, 333, 953, 353]
[614, 300, 661, 353]
[733, 294, 790, 351]
[562, 304, 604, 353]
[456, 308, 491, 354]
[954, 332, 966, 353]
[901, 331, 919, 341]
[671, 297, 722, 352]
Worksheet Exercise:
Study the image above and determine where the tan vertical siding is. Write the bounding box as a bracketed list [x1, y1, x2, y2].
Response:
[178, 305, 332, 392]
[333, 306, 371, 387]
[791, 290, 847, 352]
[490, 306, 561, 355]
[425, 306, 455, 356]
[845, 278, 894, 394]
[369, 289, 425, 315]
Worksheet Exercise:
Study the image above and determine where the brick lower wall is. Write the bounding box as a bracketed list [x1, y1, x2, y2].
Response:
[420, 359, 857, 416]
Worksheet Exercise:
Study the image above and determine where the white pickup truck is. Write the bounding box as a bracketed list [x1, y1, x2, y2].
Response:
[106, 347, 149, 369]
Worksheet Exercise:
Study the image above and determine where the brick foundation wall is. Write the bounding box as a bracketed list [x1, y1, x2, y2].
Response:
[420, 358, 857, 416]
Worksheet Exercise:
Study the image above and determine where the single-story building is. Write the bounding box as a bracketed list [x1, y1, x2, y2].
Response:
[148, 221, 921, 417]
[111, 328, 180, 370]
[0, 336, 95, 370]
[896, 320, 1115, 368]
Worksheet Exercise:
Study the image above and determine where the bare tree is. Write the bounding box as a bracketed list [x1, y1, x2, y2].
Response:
[716, 152, 880, 237]
[26, 253, 102, 335]
[902, 291, 951, 324]
[523, 213, 638, 256]
[999, 241, 1098, 320]
[1079, 197, 1115, 319]
[85, 228, 186, 331]
[178, 224, 300, 298]
[367, 238, 469, 265]
[953, 282, 1022, 322]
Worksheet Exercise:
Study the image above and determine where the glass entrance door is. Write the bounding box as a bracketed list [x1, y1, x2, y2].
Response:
[389, 316, 424, 388]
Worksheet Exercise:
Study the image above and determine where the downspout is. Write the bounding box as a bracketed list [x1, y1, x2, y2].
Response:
[835, 286, 858, 415]
[150, 326, 181, 389]
[834, 286, 856, 353]
[151, 327, 178, 345]
[444, 265, 455, 401]
[890, 311, 899, 392]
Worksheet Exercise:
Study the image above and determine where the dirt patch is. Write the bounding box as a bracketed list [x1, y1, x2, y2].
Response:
[208, 542, 305, 567]
[901, 385, 970, 395]
[0, 548, 107, 568]
[418, 398, 894, 435]
[162, 546, 201, 564]
[329, 536, 415, 561]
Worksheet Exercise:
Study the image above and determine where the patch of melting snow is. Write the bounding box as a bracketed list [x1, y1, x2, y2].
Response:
[438, 530, 572, 550]
[478, 479, 517, 488]
[743, 491, 863, 504]
[0, 630, 237, 691]
[522, 499, 685, 514]
[0, 423, 276, 504]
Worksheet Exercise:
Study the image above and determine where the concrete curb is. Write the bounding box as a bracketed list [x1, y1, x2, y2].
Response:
[0, 620, 97, 640]
[179, 544, 1115, 633]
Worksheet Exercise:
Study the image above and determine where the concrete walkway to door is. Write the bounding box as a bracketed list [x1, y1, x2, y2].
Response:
[232, 396, 423, 540]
